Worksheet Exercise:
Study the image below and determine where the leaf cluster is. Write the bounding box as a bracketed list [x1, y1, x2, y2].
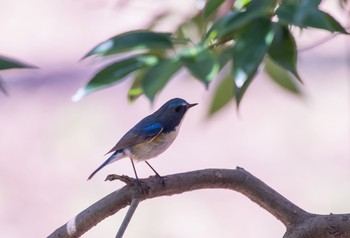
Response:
[75, 0, 348, 114]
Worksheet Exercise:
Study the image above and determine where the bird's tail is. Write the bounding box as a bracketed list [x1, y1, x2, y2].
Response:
[87, 150, 124, 180]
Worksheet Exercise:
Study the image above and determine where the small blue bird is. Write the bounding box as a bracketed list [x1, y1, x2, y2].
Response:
[88, 98, 197, 180]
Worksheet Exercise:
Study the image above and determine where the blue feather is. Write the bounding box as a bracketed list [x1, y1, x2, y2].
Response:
[87, 150, 124, 180]
[143, 123, 162, 131]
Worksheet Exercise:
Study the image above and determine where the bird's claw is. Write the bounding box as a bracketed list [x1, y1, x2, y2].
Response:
[154, 174, 168, 186]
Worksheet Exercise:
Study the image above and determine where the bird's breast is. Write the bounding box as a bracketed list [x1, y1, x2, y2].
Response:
[128, 126, 180, 161]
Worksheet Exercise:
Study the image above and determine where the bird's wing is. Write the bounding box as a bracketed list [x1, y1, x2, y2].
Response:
[105, 122, 163, 155]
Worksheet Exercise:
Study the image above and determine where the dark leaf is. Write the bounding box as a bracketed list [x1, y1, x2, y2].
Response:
[207, 9, 268, 41]
[208, 73, 235, 115]
[128, 69, 147, 102]
[232, 18, 274, 106]
[217, 47, 233, 69]
[314, 11, 348, 33]
[206, 11, 239, 41]
[245, 0, 277, 11]
[0, 56, 37, 96]
[142, 58, 182, 101]
[265, 57, 301, 94]
[72, 55, 158, 101]
[204, 0, 226, 18]
[207, 0, 276, 41]
[181, 46, 219, 87]
[82, 30, 174, 58]
[276, 0, 348, 33]
[268, 23, 301, 81]
[0, 56, 36, 70]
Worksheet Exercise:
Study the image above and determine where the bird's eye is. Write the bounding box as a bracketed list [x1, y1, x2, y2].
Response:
[174, 106, 181, 112]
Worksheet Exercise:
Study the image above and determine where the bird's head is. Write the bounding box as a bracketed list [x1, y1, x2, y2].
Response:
[155, 98, 197, 130]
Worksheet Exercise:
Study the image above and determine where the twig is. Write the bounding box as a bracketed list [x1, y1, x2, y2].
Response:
[105, 174, 135, 185]
[115, 197, 141, 238]
[298, 20, 350, 52]
[298, 32, 341, 52]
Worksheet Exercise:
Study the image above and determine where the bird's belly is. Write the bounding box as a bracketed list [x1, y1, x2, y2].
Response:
[128, 129, 179, 161]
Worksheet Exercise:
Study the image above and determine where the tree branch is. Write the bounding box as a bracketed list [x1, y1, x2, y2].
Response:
[48, 167, 350, 238]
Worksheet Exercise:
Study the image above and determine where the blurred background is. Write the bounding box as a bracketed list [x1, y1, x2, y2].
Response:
[0, 0, 349, 237]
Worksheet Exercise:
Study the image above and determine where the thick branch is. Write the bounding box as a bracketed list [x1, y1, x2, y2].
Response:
[48, 168, 350, 238]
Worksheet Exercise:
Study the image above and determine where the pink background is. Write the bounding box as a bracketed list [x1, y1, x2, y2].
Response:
[0, 0, 349, 237]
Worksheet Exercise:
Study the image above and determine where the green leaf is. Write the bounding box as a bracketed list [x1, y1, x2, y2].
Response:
[82, 30, 174, 58]
[72, 55, 158, 101]
[175, 13, 206, 43]
[245, 0, 277, 11]
[314, 11, 348, 33]
[232, 18, 274, 106]
[206, 11, 238, 41]
[268, 23, 301, 81]
[217, 47, 233, 69]
[204, 0, 226, 18]
[265, 57, 301, 94]
[234, 0, 252, 9]
[207, 9, 268, 41]
[0, 56, 36, 70]
[0, 56, 37, 96]
[208, 73, 235, 115]
[180, 46, 219, 87]
[142, 58, 182, 101]
[206, 0, 276, 43]
[276, 0, 348, 33]
[128, 69, 147, 102]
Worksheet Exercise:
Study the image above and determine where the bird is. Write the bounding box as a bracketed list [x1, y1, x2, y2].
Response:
[87, 98, 197, 181]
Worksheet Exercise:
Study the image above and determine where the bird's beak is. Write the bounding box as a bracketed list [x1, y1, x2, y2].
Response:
[187, 103, 198, 109]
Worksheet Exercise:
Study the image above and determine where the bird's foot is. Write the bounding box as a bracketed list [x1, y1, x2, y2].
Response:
[154, 174, 168, 186]
[135, 179, 149, 194]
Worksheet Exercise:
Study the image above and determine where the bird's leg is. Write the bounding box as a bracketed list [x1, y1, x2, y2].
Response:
[144, 161, 161, 177]
[130, 158, 140, 181]
[144, 161, 167, 185]
[129, 158, 148, 193]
